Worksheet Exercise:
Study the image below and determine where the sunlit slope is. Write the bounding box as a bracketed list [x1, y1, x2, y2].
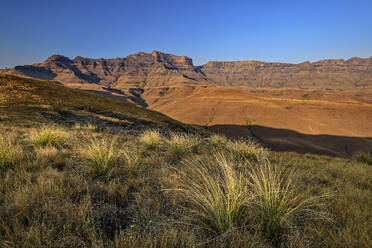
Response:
[0, 73, 198, 133]
[144, 85, 372, 137]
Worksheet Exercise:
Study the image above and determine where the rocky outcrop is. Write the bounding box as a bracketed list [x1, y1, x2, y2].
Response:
[1, 51, 371, 89]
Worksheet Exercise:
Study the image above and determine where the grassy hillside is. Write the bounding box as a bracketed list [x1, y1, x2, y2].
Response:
[0, 73, 199, 133]
[0, 74, 371, 247]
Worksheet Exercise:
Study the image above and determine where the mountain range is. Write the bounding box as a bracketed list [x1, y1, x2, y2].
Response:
[1, 51, 372, 89]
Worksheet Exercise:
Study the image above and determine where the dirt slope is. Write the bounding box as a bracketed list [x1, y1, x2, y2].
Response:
[142, 85, 372, 156]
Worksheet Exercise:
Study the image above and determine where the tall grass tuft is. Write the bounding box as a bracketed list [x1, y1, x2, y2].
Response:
[30, 127, 69, 147]
[167, 134, 200, 161]
[84, 136, 117, 176]
[140, 130, 161, 150]
[122, 150, 142, 177]
[209, 134, 228, 148]
[171, 152, 251, 237]
[0, 134, 23, 172]
[354, 152, 372, 165]
[247, 162, 330, 244]
[227, 139, 268, 162]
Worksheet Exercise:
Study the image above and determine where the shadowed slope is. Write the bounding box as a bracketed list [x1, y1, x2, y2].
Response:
[209, 124, 372, 157]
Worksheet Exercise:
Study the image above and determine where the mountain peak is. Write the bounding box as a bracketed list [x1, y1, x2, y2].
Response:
[45, 54, 72, 64]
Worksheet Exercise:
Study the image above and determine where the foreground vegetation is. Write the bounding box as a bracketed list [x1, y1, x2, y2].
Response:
[0, 125, 370, 248]
[0, 74, 370, 247]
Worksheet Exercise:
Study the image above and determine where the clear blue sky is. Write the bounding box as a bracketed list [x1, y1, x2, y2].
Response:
[1, 0, 371, 68]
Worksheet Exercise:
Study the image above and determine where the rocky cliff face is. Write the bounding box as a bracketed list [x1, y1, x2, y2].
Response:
[1, 51, 209, 88]
[1, 51, 372, 89]
[198, 57, 372, 88]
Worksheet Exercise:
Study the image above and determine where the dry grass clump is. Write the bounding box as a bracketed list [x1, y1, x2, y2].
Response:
[0, 133, 23, 172]
[209, 134, 228, 148]
[167, 133, 200, 161]
[140, 130, 162, 150]
[227, 139, 268, 162]
[171, 151, 330, 245]
[1, 168, 94, 247]
[35, 146, 58, 160]
[30, 127, 69, 147]
[172, 153, 251, 238]
[84, 136, 117, 176]
[354, 151, 372, 165]
[246, 162, 330, 244]
[74, 123, 98, 132]
[122, 150, 142, 177]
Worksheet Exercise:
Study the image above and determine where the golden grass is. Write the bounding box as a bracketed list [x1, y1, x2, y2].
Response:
[30, 127, 69, 147]
[140, 130, 162, 150]
[74, 123, 98, 132]
[122, 150, 142, 177]
[0, 133, 23, 173]
[83, 136, 117, 176]
[170, 152, 330, 245]
[246, 162, 330, 244]
[0, 124, 369, 247]
[227, 139, 268, 162]
[209, 134, 228, 148]
[354, 151, 372, 165]
[167, 133, 200, 161]
[172, 152, 251, 237]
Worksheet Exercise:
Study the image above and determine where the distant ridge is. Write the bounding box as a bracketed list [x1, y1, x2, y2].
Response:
[1, 51, 371, 89]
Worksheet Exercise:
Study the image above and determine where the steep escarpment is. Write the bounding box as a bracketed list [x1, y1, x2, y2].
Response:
[1, 51, 210, 88]
[198, 57, 372, 88]
[2, 52, 371, 90]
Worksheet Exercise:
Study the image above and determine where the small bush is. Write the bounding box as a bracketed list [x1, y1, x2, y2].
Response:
[140, 130, 161, 150]
[0, 134, 23, 172]
[355, 152, 372, 165]
[84, 136, 117, 176]
[30, 127, 69, 147]
[227, 139, 268, 162]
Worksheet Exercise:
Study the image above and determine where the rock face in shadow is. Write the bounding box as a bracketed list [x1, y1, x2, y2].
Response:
[2, 51, 372, 89]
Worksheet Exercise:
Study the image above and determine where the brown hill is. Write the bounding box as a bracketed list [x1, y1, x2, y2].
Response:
[142, 85, 372, 156]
